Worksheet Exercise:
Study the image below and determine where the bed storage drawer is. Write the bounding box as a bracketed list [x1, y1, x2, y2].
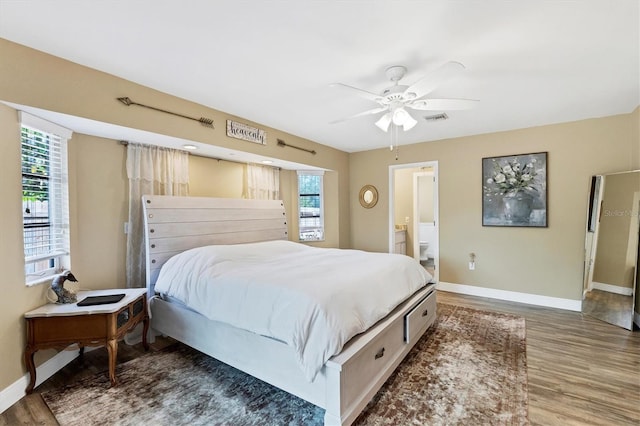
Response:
[404, 290, 436, 343]
[339, 319, 404, 407]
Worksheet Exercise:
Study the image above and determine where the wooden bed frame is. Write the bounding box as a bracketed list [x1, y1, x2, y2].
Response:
[143, 195, 436, 425]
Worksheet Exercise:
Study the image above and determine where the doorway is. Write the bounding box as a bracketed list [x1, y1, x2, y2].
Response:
[389, 161, 439, 283]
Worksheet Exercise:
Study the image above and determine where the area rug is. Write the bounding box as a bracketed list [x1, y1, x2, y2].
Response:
[42, 303, 528, 425]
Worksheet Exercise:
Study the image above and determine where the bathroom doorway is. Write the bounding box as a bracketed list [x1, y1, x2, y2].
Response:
[389, 161, 439, 283]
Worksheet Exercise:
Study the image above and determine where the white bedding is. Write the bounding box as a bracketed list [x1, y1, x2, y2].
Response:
[154, 240, 432, 381]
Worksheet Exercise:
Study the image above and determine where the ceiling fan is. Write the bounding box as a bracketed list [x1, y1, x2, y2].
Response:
[331, 61, 478, 132]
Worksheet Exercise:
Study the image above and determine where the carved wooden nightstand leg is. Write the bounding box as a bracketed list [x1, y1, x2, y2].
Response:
[106, 338, 118, 386]
[24, 346, 36, 394]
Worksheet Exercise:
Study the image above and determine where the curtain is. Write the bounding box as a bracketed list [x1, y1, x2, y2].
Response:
[245, 164, 280, 200]
[126, 143, 189, 288]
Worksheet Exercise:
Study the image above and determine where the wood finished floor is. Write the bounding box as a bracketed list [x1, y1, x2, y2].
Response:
[1, 291, 639, 426]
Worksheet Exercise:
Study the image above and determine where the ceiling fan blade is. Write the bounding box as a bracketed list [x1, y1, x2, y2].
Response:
[404, 61, 466, 99]
[330, 83, 382, 103]
[329, 106, 388, 124]
[408, 98, 479, 111]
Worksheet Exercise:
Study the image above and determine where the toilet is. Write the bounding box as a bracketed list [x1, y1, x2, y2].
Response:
[418, 222, 436, 261]
[419, 242, 429, 261]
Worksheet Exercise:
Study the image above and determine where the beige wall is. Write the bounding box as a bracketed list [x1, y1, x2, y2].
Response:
[350, 109, 640, 303]
[0, 38, 351, 393]
[188, 156, 245, 198]
[69, 135, 128, 289]
[0, 104, 46, 391]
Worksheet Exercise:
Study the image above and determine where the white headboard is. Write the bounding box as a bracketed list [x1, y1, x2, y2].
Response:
[142, 195, 288, 298]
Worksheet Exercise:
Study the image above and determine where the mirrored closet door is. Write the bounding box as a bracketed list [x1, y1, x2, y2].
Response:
[582, 170, 640, 330]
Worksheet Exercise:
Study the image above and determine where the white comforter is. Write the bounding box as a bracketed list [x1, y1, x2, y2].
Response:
[154, 240, 431, 381]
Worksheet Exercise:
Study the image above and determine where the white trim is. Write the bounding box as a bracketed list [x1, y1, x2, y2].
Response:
[389, 161, 439, 283]
[0, 345, 91, 414]
[584, 175, 604, 292]
[296, 170, 325, 176]
[297, 172, 325, 242]
[437, 281, 582, 312]
[18, 110, 73, 139]
[592, 282, 634, 296]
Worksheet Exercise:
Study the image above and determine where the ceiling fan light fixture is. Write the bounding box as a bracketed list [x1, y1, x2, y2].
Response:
[402, 114, 418, 131]
[391, 107, 417, 131]
[375, 112, 392, 132]
[392, 107, 409, 125]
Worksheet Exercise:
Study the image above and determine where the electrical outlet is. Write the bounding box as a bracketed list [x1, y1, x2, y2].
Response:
[469, 261, 475, 270]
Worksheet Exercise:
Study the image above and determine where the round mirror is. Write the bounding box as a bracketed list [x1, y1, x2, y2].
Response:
[359, 185, 378, 209]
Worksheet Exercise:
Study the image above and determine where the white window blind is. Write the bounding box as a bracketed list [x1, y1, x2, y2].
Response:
[297, 170, 324, 242]
[20, 112, 72, 284]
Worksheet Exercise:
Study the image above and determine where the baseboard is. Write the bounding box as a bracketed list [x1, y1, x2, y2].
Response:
[634, 311, 640, 328]
[592, 282, 634, 296]
[0, 346, 87, 414]
[437, 281, 582, 312]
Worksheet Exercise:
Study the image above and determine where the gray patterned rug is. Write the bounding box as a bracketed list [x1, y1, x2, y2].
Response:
[42, 303, 528, 425]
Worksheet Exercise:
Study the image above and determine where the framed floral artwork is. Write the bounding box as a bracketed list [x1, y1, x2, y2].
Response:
[482, 152, 548, 227]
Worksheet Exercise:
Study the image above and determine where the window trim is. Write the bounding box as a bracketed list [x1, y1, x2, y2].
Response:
[19, 111, 72, 285]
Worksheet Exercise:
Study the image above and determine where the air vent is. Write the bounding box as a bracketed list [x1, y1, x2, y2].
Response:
[423, 113, 449, 122]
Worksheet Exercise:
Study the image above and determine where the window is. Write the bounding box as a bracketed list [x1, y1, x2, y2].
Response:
[20, 112, 72, 284]
[297, 171, 324, 242]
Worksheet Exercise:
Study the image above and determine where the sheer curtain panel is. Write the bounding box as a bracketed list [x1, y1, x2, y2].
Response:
[126, 143, 189, 288]
[245, 164, 280, 200]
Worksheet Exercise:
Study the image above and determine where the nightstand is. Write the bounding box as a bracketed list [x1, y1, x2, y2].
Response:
[24, 288, 149, 394]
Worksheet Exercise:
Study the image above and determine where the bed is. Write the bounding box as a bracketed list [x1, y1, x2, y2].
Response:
[143, 195, 437, 425]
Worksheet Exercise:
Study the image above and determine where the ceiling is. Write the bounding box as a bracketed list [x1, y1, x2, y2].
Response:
[0, 1, 638, 156]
